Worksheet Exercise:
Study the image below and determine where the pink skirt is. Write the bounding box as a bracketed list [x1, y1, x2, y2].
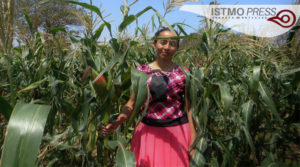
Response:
[131, 122, 191, 167]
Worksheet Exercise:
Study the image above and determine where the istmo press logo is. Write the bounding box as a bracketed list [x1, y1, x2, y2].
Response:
[180, 5, 300, 37]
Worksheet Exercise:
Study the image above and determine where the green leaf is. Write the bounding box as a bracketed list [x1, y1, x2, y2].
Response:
[119, 6, 152, 33]
[0, 103, 51, 167]
[261, 152, 277, 167]
[151, 35, 187, 41]
[190, 152, 205, 167]
[199, 98, 209, 132]
[269, 133, 280, 152]
[217, 82, 233, 112]
[176, 24, 188, 36]
[110, 38, 120, 52]
[136, 6, 152, 18]
[277, 67, 300, 87]
[172, 22, 196, 35]
[130, 40, 139, 47]
[153, 9, 176, 35]
[249, 66, 261, 93]
[120, 5, 129, 17]
[45, 157, 59, 167]
[202, 32, 209, 45]
[87, 120, 97, 152]
[241, 100, 253, 129]
[65, 0, 112, 37]
[22, 11, 33, 35]
[92, 56, 121, 84]
[64, 0, 100, 18]
[102, 87, 113, 125]
[0, 96, 12, 120]
[107, 140, 136, 167]
[257, 81, 280, 120]
[18, 77, 48, 94]
[190, 137, 207, 167]
[210, 158, 219, 167]
[213, 140, 235, 167]
[77, 100, 90, 132]
[242, 126, 257, 164]
[151, 14, 156, 31]
[50, 28, 67, 36]
[119, 15, 136, 33]
[92, 23, 105, 41]
[126, 68, 149, 127]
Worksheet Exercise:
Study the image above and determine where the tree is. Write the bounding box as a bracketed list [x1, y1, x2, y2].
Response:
[0, 0, 15, 54]
[15, 0, 85, 41]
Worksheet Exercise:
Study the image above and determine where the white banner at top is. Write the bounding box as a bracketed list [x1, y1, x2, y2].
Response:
[180, 5, 300, 37]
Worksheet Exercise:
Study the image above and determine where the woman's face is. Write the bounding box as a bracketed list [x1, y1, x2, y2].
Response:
[152, 30, 178, 61]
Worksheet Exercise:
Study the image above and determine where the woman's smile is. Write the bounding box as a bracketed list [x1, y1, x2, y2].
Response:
[161, 51, 169, 55]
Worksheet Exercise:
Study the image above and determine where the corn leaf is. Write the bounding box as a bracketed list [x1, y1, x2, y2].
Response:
[241, 100, 253, 129]
[18, 77, 48, 94]
[217, 82, 233, 112]
[108, 140, 136, 167]
[50, 27, 67, 36]
[0, 103, 51, 167]
[22, 11, 33, 35]
[190, 138, 207, 167]
[190, 152, 205, 167]
[242, 126, 257, 164]
[119, 6, 152, 33]
[92, 23, 105, 41]
[126, 68, 149, 127]
[65, 0, 112, 37]
[257, 81, 280, 120]
[249, 66, 261, 93]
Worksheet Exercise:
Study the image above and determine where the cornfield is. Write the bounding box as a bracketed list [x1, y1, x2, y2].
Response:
[0, 0, 299, 167]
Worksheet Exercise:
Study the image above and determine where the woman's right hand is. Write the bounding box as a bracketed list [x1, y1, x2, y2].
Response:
[101, 121, 120, 136]
[101, 94, 135, 136]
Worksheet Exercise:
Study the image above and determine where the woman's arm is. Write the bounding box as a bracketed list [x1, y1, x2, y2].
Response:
[185, 86, 197, 158]
[102, 92, 135, 136]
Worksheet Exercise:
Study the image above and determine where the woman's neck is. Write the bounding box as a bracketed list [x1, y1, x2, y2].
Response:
[150, 59, 175, 72]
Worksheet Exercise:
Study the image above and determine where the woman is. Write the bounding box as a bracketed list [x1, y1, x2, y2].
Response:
[102, 27, 196, 167]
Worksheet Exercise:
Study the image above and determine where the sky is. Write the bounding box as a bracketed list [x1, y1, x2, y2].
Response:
[79, 0, 298, 41]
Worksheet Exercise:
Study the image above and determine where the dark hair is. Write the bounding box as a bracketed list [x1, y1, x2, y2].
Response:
[153, 27, 180, 48]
